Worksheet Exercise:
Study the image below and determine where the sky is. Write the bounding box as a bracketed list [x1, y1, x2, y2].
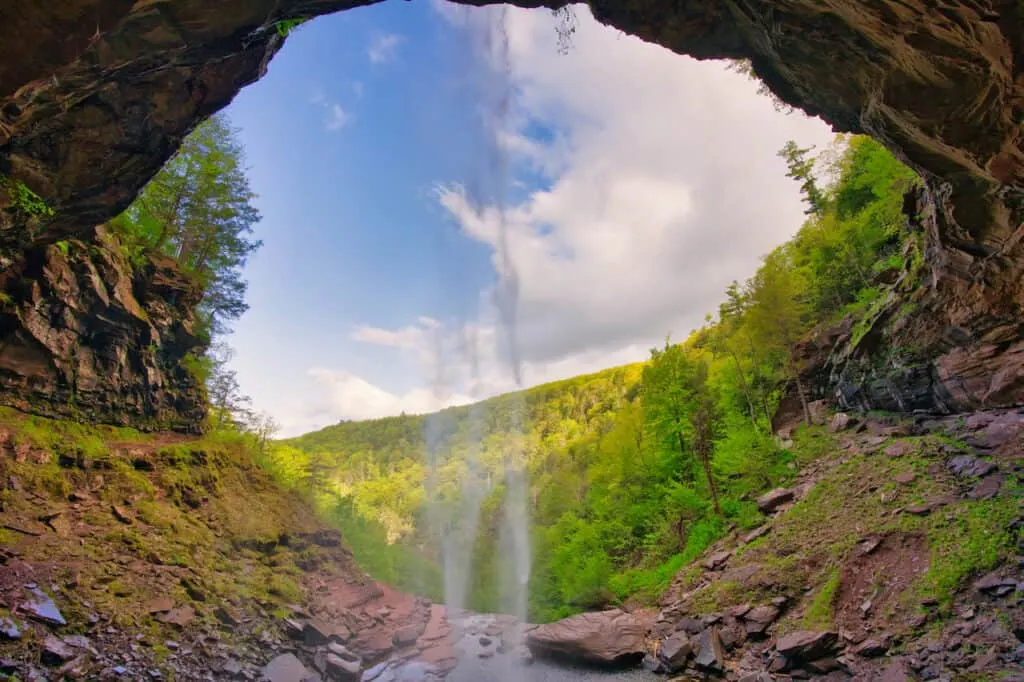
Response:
[225, 1, 836, 437]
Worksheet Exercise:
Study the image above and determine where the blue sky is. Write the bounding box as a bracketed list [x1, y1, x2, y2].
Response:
[223, 2, 835, 436]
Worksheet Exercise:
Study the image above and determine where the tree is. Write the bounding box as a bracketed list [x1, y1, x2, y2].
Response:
[642, 341, 723, 517]
[778, 140, 825, 216]
[109, 114, 262, 338]
[745, 248, 812, 426]
[205, 342, 252, 429]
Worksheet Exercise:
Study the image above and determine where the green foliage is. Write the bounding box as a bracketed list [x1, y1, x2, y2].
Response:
[274, 17, 308, 37]
[1, 176, 54, 217]
[108, 114, 262, 338]
[258, 134, 926, 621]
[803, 567, 840, 628]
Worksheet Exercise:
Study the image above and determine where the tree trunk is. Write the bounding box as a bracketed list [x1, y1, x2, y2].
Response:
[727, 346, 759, 431]
[793, 367, 812, 426]
[696, 414, 722, 517]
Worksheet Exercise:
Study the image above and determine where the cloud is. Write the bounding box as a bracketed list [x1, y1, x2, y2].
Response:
[308, 367, 472, 421]
[325, 103, 349, 131]
[310, 87, 350, 131]
[292, 6, 836, 427]
[368, 33, 404, 64]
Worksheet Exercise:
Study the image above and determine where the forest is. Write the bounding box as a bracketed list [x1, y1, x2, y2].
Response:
[254, 134, 923, 621]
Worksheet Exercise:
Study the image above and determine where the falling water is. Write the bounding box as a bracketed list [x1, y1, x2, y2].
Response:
[421, 1, 529, 633]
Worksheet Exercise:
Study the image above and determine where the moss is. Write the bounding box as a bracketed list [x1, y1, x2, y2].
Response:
[266, 573, 304, 603]
[0, 528, 14, 545]
[915, 489, 1021, 611]
[803, 567, 840, 629]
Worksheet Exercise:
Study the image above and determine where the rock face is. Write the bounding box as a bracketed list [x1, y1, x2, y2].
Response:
[0, 229, 205, 431]
[525, 609, 648, 664]
[0, 0, 1022, 419]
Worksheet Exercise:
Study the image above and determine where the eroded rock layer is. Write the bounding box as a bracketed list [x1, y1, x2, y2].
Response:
[0, 0, 1022, 422]
[0, 229, 205, 431]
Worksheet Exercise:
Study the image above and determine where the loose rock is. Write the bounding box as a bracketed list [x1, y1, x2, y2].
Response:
[757, 488, 794, 513]
[694, 627, 725, 673]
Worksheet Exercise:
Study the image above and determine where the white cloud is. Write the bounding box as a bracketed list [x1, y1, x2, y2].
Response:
[325, 104, 349, 131]
[368, 33, 404, 64]
[310, 87, 350, 131]
[308, 367, 472, 421]
[290, 6, 836, 428]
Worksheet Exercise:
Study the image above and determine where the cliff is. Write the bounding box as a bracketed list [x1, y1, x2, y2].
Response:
[0, 229, 206, 431]
[0, 0, 1022, 423]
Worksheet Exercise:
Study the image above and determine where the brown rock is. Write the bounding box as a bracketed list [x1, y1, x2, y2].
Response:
[828, 413, 852, 432]
[525, 609, 648, 664]
[703, 550, 731, 570]
[884, 441, 916, 458]
[969, 475, 1003, 500]
[145, 597, 174, 614]
[303, 617, 350, 646]
[757, 488, 794, 513]
[893, 470, 916, 485]
[775, 630, 839, 663]
[41, 635, 75, 666]
[156, 606, 195, 628]
[262, 653, 312, 682]
[903, 504, 931, 516]
[657, 631, 693, 672]
[111, 505, 134, 524]
[854, 639, 888, 657]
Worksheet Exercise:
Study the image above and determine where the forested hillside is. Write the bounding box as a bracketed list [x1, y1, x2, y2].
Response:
[258, 135, 924, 622]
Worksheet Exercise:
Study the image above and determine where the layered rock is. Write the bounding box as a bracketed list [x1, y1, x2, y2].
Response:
[524, 608, 649, 664]
[0, 228, 205, 430]
[0, 0, 1022, 418]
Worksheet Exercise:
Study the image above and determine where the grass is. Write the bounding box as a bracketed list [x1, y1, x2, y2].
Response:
[803, 567, 840, 629]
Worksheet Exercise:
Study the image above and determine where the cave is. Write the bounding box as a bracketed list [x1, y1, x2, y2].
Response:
[0, 0, 1021, 428]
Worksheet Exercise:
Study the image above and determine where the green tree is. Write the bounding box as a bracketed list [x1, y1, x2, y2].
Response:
[642, 341, 723, 516]
[110, 114, 262, 337]
[778, 140, 825, 216]
[745, 248, 812, 425]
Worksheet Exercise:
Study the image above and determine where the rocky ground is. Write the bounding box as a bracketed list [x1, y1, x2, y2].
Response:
[0, 405, 1021, 682]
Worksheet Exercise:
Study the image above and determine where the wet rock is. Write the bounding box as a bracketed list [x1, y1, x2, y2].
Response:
[776, 630, 839, 663]
[694, 627, 725, 673]
[947, 456, 996, 478]
[156, 606, 195, 628]
[512, 645, 533, 666]
[263, 653, 314, 682]
[757, 488, 794, 513]
[658, 631, 693, 672]
[325, 650, 361, 681]
[525, 609, 648, 664]
[392, 625, 421, 647]
[19, 587, 67, 626]
[41, 635, 76, 665]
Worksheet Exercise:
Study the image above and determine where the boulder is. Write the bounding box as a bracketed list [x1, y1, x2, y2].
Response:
[525, 609, 647, 664]
[947, 456, 996, 478]
[853, 639, 888, 657]
[19, 587, 66, 627]
[883, 441, 916, 458]
[392, 625, 421, 647]
[325, 650, 360, 681]
[693, 627, 725, 673]
[969, 475, 1003, 500]
[657, 632, 693, 672]
[775, 630, 839, 663]
[703, 550, 732, 570]
[828, 413, 851, 432]
[304, 618, 350, 646]
[41, 635, 75, 666]
[262, 653, 315, 682]
[757, 488, 794, 513]
[743, 605, 780, 638]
